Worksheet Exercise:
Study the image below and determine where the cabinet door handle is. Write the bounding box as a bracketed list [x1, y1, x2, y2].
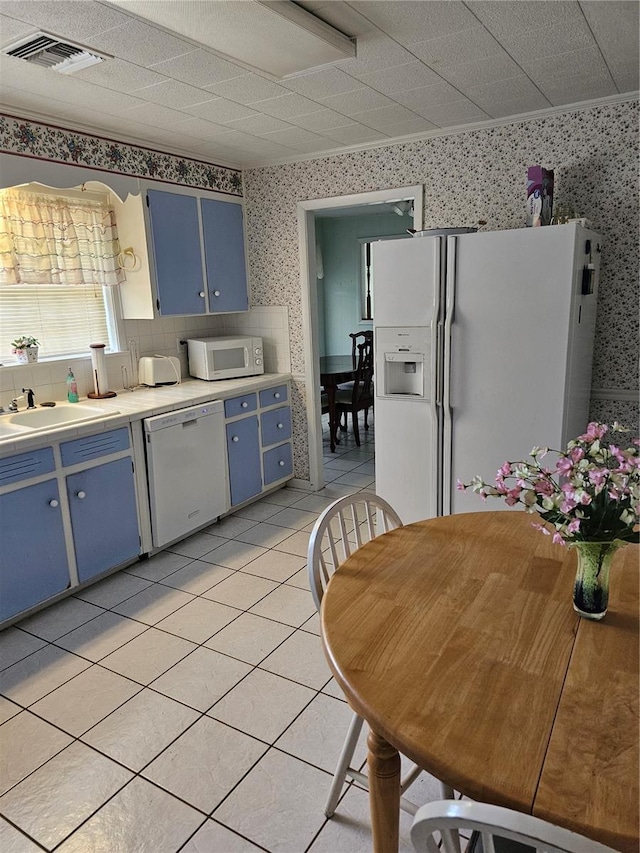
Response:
[213, 290, 221, 297]
[274, 392, 281, 399]
[49, 499, 59, 508]
[232, 436, 239, 443]
[277, 423, 283, 429]
[278, 460, 285, 467]
[199, 291, 205, 298]
[241, 401, 248, 408]
[77, 491, 86, 499]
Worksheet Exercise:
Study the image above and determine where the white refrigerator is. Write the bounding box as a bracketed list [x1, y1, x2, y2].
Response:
[372, 224, 601, 524]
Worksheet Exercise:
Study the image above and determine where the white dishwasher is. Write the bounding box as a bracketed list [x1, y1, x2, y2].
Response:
[144, 401, 229, 548]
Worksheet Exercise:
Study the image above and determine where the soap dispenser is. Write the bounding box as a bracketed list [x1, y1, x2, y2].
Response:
[67, 367, 79, 403]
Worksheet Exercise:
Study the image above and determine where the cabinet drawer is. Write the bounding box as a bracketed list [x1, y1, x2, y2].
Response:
[261, 406, 292, 447]
[60, 427, 130, 467]
[259, 385, 288, 408]
[263, 442, 293, 485]
[224, 393, 257, 419]
[0, 447, 55, 487]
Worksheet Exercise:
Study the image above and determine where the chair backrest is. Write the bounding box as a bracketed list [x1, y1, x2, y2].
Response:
[307, 491, 402, 611]
[350, 341, 374, 406]
[349, 330, 373, 369]
[411, 801, 617, 853]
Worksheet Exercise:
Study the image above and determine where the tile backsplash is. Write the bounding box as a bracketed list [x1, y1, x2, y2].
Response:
[0, 306, 290, 409]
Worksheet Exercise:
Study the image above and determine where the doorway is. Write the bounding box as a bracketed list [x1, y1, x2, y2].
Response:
[297, 185, 424, 490]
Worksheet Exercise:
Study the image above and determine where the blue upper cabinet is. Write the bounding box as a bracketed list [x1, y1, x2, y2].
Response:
[201, 198, 249, 313]
[147, 190, 206, 316]
[146, 189, 249, 317]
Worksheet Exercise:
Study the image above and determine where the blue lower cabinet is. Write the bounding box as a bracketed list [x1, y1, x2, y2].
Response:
[226, 416, 262, 506]
[67, 458, 140, 583]
[263, 443, 293, 485]
[0, 480, 70, 622]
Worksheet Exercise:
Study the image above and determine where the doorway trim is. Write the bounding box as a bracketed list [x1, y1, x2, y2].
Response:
[297, 184, 424, 490]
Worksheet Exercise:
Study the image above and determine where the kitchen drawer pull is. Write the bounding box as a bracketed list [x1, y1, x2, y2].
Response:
[241, 402, 248, 408]
[76, 491, 86, 499]
[278, 460, 285, 467]
[199, 291, 205, 298]
[49, 499, 59, 508]
[232, 436, 239, 443]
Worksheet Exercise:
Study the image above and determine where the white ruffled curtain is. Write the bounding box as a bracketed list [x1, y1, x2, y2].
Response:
[0, 189, 126, 287]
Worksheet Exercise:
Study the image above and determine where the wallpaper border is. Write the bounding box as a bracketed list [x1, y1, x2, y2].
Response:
[0, 112, 242, 196]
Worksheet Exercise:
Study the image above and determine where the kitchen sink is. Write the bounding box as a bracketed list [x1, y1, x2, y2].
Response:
[5, 404, 120, 432]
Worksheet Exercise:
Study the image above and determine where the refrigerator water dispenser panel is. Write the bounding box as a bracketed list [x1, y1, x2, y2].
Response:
[376, 327, 430, 400]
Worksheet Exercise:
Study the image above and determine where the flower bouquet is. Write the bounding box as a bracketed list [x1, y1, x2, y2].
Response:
[457, 422, 639, 619]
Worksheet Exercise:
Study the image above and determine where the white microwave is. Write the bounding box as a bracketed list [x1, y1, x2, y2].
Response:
[186, 336, 264, 381]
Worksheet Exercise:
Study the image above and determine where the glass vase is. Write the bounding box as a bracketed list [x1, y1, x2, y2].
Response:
[571, 541, 625, 621]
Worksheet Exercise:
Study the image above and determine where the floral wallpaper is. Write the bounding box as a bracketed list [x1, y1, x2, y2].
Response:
[0, 113, 242, 195]
[244, 100, 639, 480]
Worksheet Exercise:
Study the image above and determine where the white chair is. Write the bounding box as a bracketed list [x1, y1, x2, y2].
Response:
[307, 492, 455, 819]
[410, 800, 617, 853]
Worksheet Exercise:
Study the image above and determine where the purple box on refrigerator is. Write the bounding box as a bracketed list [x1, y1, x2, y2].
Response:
[526, 166, 554, 226]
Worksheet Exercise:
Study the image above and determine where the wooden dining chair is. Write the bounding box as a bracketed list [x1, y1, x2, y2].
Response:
[335, 341, 374, 446]
[411, 800, 617, 853]
[307, 492, 455, 820]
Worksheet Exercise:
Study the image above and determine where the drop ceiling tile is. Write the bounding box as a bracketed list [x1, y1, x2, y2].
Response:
[350, 103, 423, 131]
[225, 113, 293, 135]
[281, 67, 362, 99]
[74, 58, 167, 93]
[320, 87, 396, 115]
[172, 117, 234, 140]
[353, 61, 442, 95]
[439, 53, 523, 89]
[85, 19, 195, 68]
[261, 127, 329, 148]
[131, 79, 213, 109]
[148, 49, 245, 87]
[253, 93, 325, 119]
[323, 123, 388, 144]
[288, 108, 354, 132]
[469, 1, 581, 40]
[410, 26, 505, 69]
[335, 32, 417, 76]
[184, 98, 259, 123]
[537, 73, 620, 106]
[478, 91, 551, 119]
[418, 99, 489, 127]
[0, 13, 39, 45]
[349, 1, 477, 44]
[520, 46, 609, 82]
[394, 81, 466, 112]
[204, 73, 286, 105]
[580, 0, 639, 92]
[119, 101, 196, 130]
[0, 1, 129, 41]
[500, 22, 596, 62]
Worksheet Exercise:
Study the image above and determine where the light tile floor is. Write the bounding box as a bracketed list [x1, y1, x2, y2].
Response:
[0, 413, 446, 852]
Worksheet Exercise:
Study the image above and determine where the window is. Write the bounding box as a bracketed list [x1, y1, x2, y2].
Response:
[0, 186, 123, 361]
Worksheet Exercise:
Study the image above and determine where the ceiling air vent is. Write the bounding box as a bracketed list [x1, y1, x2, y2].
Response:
[3, 32, 106, 74]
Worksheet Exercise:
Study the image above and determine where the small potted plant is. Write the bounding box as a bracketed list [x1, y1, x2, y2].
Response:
[11, 336, 40, 364]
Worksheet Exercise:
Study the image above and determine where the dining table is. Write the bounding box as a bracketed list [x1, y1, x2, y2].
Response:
[319, 354, 355, 453]
[320, 511, 639, 853]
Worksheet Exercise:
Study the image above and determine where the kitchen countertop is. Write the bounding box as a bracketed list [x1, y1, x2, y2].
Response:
[0, 374, 292, 455]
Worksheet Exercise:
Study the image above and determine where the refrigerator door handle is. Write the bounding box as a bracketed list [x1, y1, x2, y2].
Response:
[441, 235, 457, 516]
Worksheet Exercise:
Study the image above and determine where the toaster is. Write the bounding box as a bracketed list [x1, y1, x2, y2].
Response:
[138, 356, 181, 386]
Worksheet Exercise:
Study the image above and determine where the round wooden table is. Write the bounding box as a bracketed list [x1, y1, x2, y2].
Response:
[320, 512, 639, 853]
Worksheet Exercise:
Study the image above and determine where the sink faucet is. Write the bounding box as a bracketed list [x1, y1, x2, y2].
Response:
[22, 388, 36, 409]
